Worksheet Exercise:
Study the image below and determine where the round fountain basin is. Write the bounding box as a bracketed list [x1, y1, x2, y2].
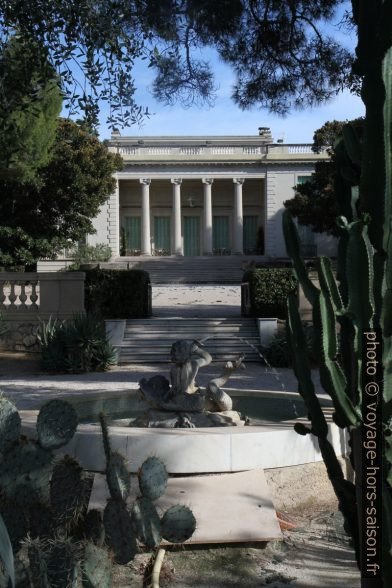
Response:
[20, 389, 347, 474]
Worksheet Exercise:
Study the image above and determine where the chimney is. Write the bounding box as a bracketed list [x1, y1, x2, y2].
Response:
[111, 129, 121, 138]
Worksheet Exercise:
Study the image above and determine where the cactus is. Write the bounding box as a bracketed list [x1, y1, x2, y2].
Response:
[138, 456, 168, 501]
[103, 498, 137, 565]
[36, 399, 78, 450]
[81, 542, 112, 588]
[83, 511, 105, 547]
[283, 6, 392, 581]
[0, 438, 53, 506]
[160, 505, 196, 544]
[0, 394, 21, 454]
[99, 413, 196, 557]
[131, 497, 162, 549]
[27, 538, 49, 588]
[0, 501, 28, 554]
[50, 455, 90, 529]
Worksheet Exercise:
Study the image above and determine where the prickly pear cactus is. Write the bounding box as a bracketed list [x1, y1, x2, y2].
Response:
[138, 456, 168, 501]
[131, 497, 162, 549]
[105, 452, 131, 501]
[161, 505, 196, 544]
[50, 455, 90, 529]
[81, 542, 112, 588]
[37, 399, 78, 450]
[103, 498, 137, 565]
[0, 394, 21, 453]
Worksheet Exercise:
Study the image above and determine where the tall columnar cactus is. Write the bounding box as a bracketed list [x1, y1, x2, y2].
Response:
[99, 413, 196, 558]
[283, 4, 392, 583]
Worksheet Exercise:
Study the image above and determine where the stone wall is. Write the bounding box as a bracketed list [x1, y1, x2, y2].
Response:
[0, 321, 40, 352]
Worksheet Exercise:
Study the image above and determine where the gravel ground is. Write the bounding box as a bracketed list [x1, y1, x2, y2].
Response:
[152, 285, 241, 317]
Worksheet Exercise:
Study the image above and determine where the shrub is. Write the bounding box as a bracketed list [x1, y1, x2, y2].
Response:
[261, 323, 317, 367]
[84, 268, 150, 319]
[243, 268, 297, 319]
[68, 243, 112, 270]
[37, 313, 117, 373]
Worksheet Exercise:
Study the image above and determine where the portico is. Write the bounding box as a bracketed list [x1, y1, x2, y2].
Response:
[115, 175, 264, 257]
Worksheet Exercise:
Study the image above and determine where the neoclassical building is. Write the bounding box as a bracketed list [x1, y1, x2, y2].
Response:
[86, 127, 334, 260]
[40, 128, 336, 270]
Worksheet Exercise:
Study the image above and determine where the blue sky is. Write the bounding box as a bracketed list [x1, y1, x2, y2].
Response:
[72, 2, 366, 143]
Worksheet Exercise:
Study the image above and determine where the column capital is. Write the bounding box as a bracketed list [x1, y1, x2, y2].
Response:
[202, 178, 214, 185]
[233, 178, 245, 185]
[171, 178, 182, 185]
[139, 178, 151, 185]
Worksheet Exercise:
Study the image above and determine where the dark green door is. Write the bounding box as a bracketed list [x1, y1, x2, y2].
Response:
[184, 216, 200, 256]
[243, 215, 258, 253]
[213, 216, 229, 252]
[123, 216, 141, 252]
[154, 217, 171, 254]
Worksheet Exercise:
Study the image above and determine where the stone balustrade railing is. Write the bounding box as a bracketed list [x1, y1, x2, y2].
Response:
[0, 272, 85, 320]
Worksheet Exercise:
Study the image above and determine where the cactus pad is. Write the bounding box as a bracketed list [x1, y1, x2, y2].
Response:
[131, 497, 162, 549]
[36, 399, 78, 450]
[103, 498, 137, 564]
[0, 438, 53, 505]
[106, 452, 131, 501]
[0, 500, 28, 552]
[82, 542, 112, 588]
[27, 538, 50, 588]
[138, 457, 168, 501]
[50, 455, 89, 527]
[83, 510, 105, 547]
[161, 505, 196, 543]
[0, 395, 21, 454]
[46, 538, 79, 588]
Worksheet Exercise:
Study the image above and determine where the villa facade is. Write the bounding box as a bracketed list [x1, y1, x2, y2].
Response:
[40, 128, 336, 270]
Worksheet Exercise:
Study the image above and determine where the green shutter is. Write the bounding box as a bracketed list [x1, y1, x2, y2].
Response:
[154, 217, 171, 253]
[184, 216, 200, 256]
[243, 215, 258, 253]
[123, 216, 141, 251]
[297, 175, 311, 185]
[213, 216, 229, 251]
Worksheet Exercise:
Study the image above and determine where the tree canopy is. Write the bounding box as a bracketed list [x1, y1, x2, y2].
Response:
[0, 1, 356, 128]
[0, 119, 122, 268]
[283, 118, 364, 235]
[0, 36, 62, 183]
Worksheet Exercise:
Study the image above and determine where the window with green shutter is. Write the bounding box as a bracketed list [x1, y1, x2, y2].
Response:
[243, 215, 259, 253]
[213, 216, 229, 252]
[123, 216, 141, 253]
[153, 217, 171, 254]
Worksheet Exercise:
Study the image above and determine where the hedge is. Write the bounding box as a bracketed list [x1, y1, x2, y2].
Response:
[84, 268, 151, 319]
[243, 268, 298, 319]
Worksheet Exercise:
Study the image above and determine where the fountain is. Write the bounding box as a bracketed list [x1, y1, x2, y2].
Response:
[19, 340, 347, 476]
[135, 339, 246, 427]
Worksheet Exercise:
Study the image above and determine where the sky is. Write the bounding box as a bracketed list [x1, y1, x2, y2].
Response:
[69, 2, 366, 144]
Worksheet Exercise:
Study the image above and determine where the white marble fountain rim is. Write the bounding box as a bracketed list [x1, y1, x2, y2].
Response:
[20, 387, 346, 474]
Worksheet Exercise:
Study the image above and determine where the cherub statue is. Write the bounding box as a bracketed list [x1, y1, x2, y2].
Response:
[138, 339, 245, 420]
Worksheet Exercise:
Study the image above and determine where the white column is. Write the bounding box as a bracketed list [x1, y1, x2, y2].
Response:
[171, 178, 182, 255]
[108, 177, 120, 257]
[233, 178, 245, 254]
[140, 178, 151, 255]
[202, 178, 213, 255]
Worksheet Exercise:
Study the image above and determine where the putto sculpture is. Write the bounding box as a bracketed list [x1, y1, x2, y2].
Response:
[137, 340, 245, 427]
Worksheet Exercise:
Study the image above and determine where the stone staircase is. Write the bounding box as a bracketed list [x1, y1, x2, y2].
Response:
[112, 255, 266, 284]
[118, 317, 261, 363]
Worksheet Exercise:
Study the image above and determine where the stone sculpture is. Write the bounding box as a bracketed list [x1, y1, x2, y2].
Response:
[137, 339, 245, 427]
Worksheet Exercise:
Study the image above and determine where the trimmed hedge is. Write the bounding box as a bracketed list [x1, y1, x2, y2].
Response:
[243, 268, 297, 319]
[84, 268, 151, 319]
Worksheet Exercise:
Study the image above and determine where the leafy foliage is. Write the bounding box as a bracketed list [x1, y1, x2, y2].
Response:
[37, 314, 117, 374]
[284, 118, 364, 236]
[243, 268, 297, 319]
[0, 119, 122, 268]
[261, 323, 318, 367]
[84, 268, 151, 319]
[0, 36, 62, 185]
[68, 244, 112, 270]
[0, 1, 356, 127]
